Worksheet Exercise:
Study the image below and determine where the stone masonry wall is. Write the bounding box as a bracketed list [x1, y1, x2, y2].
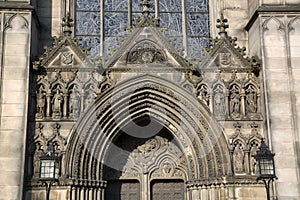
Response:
[0, 11, 32, 200]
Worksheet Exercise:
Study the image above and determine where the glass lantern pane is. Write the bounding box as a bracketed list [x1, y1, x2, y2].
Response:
[260, 158, 274, 175]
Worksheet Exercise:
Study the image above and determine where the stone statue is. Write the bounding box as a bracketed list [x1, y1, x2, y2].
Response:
[230, 91, 240, 115]
[36, 88, 45, 116]
[85, 91, 96, 110]
[250, 145, 258, 174]
[198, 86, 209, 106]
[214, 91, 225, 115]
[69, 89, 80, 117]
[246, 86, 257, 114]
[234, 145, 244, 173]
[52, 90, 63, 117]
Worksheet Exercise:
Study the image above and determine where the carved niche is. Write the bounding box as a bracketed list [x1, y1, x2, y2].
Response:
[127, 40, 167, 64]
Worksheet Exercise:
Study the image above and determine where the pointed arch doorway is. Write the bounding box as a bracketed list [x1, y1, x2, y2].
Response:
[65, 75, 231, 200]
[103, 118, 187, 200]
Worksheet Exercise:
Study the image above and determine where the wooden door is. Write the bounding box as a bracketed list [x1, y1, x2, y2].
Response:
[105, 180, 140, 200]
[151, 180, 184, 200]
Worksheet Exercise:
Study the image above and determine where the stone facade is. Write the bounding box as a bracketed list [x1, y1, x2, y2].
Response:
[0, 0, 299, 200]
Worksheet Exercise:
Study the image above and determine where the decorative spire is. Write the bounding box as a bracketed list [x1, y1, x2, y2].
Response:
[62, 12, 73, 36]
[133, 0, 159, 27]
[216, 13, 229, 38]
[140, 0, 152, 18]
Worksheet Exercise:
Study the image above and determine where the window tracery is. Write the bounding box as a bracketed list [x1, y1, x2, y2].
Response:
[74, 0, 210, 57]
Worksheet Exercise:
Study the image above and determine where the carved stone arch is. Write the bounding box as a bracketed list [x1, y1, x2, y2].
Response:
[98, 75, 114, 94]
[65, 74, 231, 184]
[50, 75, 67, 92]
[67, 75, 83, 91]
[288, 16, 300, 33]
[262, 16, 285, 32]
[36, 79, 50, 92]
[5, 14, 28, 32]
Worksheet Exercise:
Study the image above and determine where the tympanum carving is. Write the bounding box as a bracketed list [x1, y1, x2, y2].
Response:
[127, 41, 166, 64]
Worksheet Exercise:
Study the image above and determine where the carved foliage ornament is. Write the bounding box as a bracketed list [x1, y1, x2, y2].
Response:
[127, 41, 167, 64]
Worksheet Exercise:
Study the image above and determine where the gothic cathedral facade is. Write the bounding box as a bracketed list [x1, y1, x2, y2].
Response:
[0, 0, 299, 200]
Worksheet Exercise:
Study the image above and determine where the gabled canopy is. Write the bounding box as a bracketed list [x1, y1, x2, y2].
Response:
[33, 13, 104, 73]
[196, 14, 260, 76]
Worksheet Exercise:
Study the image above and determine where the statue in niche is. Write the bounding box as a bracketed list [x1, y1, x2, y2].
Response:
[69, 89, 80, 118]
[85, 91, 96, 111]
[250, 144, 258, 174]
[230, 88, 240, 116]
[246, 85, 257, 114]
[36, 88, 46, 118]
[52, 89, 63, 118]
[198, 85, 209, 106]
[214, 89, 225, 116]
[234, 144, 245, 173]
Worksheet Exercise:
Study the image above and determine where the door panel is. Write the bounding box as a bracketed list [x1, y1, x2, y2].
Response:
[105, 180, 140, 200]
[151, 180, 184, 200]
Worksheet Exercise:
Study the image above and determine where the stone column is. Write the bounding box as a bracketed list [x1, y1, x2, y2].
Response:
[80, 187, 85, 200]
[63, 93, 68, 118]
[240, 89, 245, 117]
[71, 186, 76, 200]
[244, 150, 250, 174]
[141, 173, 149, 200]
[225, 89, 229, 116]
[46, 92, 51, 117]
[209, 93, 213, 113]
[80, 91, 85, 113]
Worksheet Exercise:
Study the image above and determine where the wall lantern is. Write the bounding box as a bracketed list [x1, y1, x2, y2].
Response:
[39, 142, 60, 200]
[254, 138, 277, 200]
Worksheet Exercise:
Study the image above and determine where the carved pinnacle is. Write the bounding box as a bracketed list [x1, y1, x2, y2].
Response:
[62, 12, 74, 36]
[216, 13, 229, 38]
[140, 0, 152, 18]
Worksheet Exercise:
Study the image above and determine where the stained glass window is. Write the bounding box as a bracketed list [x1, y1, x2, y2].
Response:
[74, 0, 210, 58]
[75, 0, 101, 57]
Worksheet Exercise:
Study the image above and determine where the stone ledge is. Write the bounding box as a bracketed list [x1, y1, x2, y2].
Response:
[246, 5, 300, 31]
[0, 2, 33, 10]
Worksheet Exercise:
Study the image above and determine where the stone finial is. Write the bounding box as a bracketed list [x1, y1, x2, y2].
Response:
[216, 13, 229, 38]
[62, 12, 73, 36]
[140, 0, 152, 18]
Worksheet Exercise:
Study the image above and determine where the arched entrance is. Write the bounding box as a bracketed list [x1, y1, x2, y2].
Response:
[103, 119, 187, 200]
[65, 75, 231, 200]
